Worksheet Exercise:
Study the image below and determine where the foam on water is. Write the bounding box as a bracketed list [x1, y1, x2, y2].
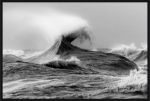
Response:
[110, 43, 147, 53]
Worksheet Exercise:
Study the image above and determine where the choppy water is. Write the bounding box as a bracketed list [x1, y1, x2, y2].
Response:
[3, 61, 147, 99]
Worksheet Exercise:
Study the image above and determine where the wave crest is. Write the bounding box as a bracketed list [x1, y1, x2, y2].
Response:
[4, 8, 94, 64]
[109, 43, 147, 62]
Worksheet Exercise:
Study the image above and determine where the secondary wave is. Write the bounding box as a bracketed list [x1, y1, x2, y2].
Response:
[109, 43, 147, 62]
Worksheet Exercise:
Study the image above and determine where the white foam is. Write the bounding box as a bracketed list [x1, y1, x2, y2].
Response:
[110, 43, 137, 52]
[110, 43, 147, 52]
[140, 43, 147, 50]
[91, 48, 98, 51]
[3, 49, 24, 57]
[52, 56, 80, 63]
[117, 69, 147, 87]
[66, 56, 81, 64]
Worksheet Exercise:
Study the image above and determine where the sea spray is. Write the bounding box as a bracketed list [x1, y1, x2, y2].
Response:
[4, 8, 93, 56]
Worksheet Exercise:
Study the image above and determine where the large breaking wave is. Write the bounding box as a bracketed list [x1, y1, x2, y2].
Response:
[3, 8, 93, 64]
[25, 27, 93, 64]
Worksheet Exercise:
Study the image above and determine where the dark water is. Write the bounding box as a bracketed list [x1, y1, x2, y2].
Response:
[3, 44, 147, 99]
[3, 59, 147, 99]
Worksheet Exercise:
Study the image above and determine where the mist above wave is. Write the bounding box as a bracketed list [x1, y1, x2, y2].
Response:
[4, 8, 93, 53]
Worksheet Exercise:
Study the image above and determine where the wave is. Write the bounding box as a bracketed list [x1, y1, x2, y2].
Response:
[4, 8, 93, 64]
[3, 8, 139, 75]
[108, 43, 147, 94]
[24, 27, 92, 64]
[3, 54, 23, 63]
[109, 43, 147, 62]
[4, 8, 93, 49]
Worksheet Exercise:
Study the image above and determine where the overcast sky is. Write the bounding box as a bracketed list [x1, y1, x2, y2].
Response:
[3, 3, 147, 49]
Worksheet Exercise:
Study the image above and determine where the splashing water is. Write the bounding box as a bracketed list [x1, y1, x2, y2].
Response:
[3, 6, 147, 99]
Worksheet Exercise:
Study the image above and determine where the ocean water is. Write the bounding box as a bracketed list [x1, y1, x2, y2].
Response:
[3, 46, 147, 99]
[3, 8, 147, 99]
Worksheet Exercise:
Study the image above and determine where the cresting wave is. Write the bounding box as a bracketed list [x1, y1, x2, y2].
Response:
[109, 43, 147, 62]
[25, 27, 93, 64]
[3, 8, 139, 75]
[4, 8, 93, 64]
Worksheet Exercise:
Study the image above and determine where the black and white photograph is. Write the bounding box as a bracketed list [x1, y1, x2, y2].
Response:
[3, 2, 147, 99]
